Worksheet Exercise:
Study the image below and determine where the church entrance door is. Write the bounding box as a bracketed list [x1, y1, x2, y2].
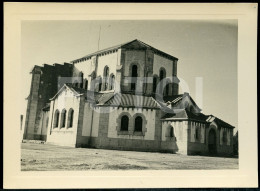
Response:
[208, 129, 217, 155]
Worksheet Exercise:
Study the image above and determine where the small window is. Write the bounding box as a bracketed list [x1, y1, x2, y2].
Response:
[68, 109, 74, 128]
[98, 77, 102, 91]
[159, 68, 166, 81]
[166, 125, 174, 138]
[120, 115, 129, 131]
[90, 72, 96, 91]
[103, 66, 110, 90]
[54, 110, 60, 128]
[80, 73, 84, 88]
[131, 65, 138, 91]
[169, 126, 174, 137]
[60, 109, 67, 128]
[153, 77, 157, 93]
[74, 81, 79, 88]
[110, 74, 115, 90]
[134, 116, 142, 132]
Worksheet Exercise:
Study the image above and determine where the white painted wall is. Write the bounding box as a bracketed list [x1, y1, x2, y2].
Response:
[36, 111, 49, 136]
[190, 121, 206, 143]
[107, 107, 156, 140]
[161, 121, 188, 141]
[220, 127, 231, 146]
[46, 87, 81, 147]
[81, 104, 100, 137]
[96, 51, 118, 77]
[74, 59, 92, 77]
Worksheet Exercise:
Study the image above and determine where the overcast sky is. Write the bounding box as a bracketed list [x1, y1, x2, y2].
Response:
[21, 20, 238, 132]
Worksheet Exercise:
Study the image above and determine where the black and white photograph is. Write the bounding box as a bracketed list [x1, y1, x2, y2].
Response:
[4, 3, 258, 189]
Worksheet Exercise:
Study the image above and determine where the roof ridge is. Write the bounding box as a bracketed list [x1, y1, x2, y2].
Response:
[71, 39, 178, 63]
[71, 39, 136, 63]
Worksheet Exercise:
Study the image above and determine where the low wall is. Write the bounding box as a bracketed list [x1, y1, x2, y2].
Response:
[75, 136, 178, 153]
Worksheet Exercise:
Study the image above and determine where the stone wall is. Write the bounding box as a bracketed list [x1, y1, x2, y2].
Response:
[161, 120, 188, 154]
[187, 121, 234, 156]
[75, 105, 177, 153]
[23, 63, 73, 140]
[35, 110, 49, 141]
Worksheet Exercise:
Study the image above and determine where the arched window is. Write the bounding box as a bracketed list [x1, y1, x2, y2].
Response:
[169, 126, 174, 137]
[74, 81, 79, 88]
[67, 109, 74, 128]
[166, 125, 174, 138]
[60, 109, 67, 128]
[90, 72, 96, 91]
[120, 115, 129, 131]
[159, 68, 166, 94]
[159, 68, 166, 81]
[153, 76, 157, 93]
[195, 127, 200, 140]
[134, 116, 142, 132]
[92, 72, 96, 80]
[131, 65, 138, 91]
[103, 66, 109, 90]
[98, 77, 102, 91]
[85, 80, 88, 90]
[53, 110, 60, 128]
[109, 74, 115, 90]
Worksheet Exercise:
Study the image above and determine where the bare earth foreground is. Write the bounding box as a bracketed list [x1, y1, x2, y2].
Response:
[21, 143, 238, 171]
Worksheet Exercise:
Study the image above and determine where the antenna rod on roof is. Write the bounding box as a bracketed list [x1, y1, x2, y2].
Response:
[97, 25, 101, 51]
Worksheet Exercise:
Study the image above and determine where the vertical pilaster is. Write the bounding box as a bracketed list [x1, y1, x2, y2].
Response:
[145, 49, 154, 95]
[75, 96, 86, 147]
[172, 59, 179, 95]
[24, 67, 41, 140]
[154, 110, 162, 149]
[97, 107, 110, 147]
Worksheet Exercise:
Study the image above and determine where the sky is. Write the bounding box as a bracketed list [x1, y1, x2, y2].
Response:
[21, 20, 238, 132]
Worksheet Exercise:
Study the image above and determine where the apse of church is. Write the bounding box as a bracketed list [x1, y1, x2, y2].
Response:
[23, 39, 234, 157]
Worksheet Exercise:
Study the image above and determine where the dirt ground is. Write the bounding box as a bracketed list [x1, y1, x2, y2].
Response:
[21, 143, 238, 171]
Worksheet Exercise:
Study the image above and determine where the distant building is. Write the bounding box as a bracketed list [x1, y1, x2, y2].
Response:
[23, 39, 235, 156]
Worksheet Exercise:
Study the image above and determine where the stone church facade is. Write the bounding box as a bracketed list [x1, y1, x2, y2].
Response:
[23, 39, 234, 156]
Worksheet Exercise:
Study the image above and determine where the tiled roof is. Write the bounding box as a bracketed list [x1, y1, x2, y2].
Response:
[71, 39, 178, 63]
[103, 93, 161, 109]
[42, 103, 50, 111]
[185, 110, 208, 122]
[52, 84, 235, 128]
[206, 115, 235, 129]
[96, 92, 115, 105]
[65, 85, 161, 109]
[163, 94, 184, 103]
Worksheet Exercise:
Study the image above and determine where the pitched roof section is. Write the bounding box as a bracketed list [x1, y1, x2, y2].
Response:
[102, 93, 161, 109]
[161, 96, 235, 128]
[206, 115, 235, 129]
[50, 85, 235, 128]
[50, 84, 161, 109]
[71, 39, 178, 63]
[50, 83, 102, 101]
[161, 93, 202, 112]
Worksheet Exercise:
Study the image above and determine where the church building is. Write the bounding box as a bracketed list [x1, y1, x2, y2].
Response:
[23, 39, 234, 156]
